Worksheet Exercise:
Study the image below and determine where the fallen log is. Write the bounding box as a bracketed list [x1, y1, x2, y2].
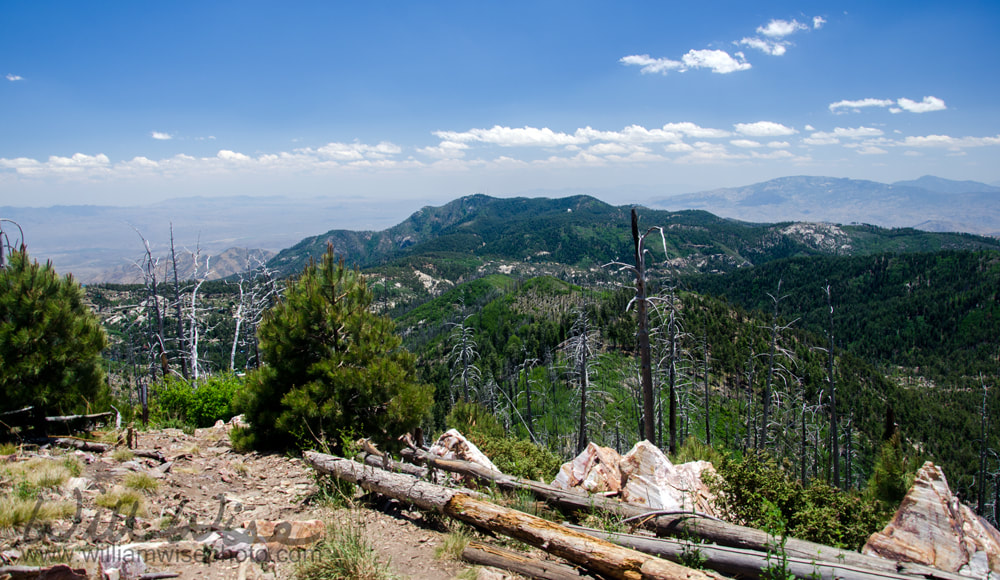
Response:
[48, 437, 112, 453]
[132, 448, 166, 462]
[304, 451, 720, 580]
[357, 451, 427, 478]
[567, 525, 968, 580]
[399, 446, 964, 580]
[461, 541, 589, 579]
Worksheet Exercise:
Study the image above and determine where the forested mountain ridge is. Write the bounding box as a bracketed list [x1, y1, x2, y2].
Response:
[267, 194, 1000, 285]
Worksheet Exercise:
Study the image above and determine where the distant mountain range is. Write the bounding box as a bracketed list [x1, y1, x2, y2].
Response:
[3, 175, 997, 282]
[650, 175, 1000, 236]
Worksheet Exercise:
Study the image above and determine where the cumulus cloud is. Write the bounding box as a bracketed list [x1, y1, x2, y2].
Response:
[895, 96, 947, 113]
[829, 98, 896, 113]
[434, 125, 588, 147]
[151, 131, 173, 140]
[6, 73, 24, 81]
[734, 121, 797, 137]
[730, 139, 762, 148]
[620, 50, 750, 75]
[813, 16, 826, 29]
[803, 126, 884, 145]
[830, 96, 946, 114]
[758, 19, 809, 38]
[619, 54, 685, 75]
[739, 37, 787, 56]
[900, 134, 1000, 148]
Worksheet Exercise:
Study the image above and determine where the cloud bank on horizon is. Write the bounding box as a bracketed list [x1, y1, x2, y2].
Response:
[1, 2, 998, 206]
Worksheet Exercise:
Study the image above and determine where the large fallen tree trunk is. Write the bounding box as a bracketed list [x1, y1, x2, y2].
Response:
[400, 446, 964, 580]
[462, 541, 589, 579]
[304, 451, 720, 580]
[567, 525, 968, 580]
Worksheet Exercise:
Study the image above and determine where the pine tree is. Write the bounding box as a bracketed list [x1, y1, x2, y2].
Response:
[0, 249, 108, 415]
[234, 247, 434, 452]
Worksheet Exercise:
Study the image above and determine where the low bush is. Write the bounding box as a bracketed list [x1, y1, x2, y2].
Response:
[150, 373, 243, 428]
[446, 401, 562, 482]
[706, 450, 890, 551]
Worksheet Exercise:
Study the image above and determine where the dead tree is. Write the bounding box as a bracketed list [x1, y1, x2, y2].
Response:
[606, 209, 668, 445]
[563, 307, 598, 454]
[0, 218, 25, 269]
[448, 315, 481, 403]
[825, 284, 840, 488]
[169, 224, 189, 380]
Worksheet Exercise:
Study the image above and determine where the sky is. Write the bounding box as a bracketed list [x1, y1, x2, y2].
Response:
[2, 0, 999, 212]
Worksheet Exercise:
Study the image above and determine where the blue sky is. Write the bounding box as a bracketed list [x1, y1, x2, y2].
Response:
[2, 0, 999, 210]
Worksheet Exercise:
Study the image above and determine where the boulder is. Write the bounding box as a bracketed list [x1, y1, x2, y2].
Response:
[619, 441, 719, 517]
[551, 442, 623, 493]
[863, 461, 1000, 577]
[550, 440, 720, 517]
[429, 429, 499, 473]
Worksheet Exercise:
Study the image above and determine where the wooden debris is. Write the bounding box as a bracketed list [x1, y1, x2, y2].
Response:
[461, 541, 589, 579]
[304, 451, 720, 580]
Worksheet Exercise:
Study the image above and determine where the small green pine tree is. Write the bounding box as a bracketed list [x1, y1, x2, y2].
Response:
[0, 249, 108, 415]
[234, 247, 433, 452]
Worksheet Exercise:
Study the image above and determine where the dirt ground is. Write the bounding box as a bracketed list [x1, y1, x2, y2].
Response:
[0, 423, 500, 579]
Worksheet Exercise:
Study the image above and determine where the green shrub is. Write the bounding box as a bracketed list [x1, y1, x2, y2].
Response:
[446, 401, 562, 482]
[150, 373, 243, 428]
[706, 451, 889, 551]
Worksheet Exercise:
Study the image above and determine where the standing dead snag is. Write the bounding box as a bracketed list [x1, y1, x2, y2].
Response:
[303, 452, 719, 580]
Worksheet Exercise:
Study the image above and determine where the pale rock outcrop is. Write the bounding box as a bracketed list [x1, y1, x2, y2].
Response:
[619, 441, 719, 516]
[863, 461, 1000, 578]
[429, 428, 500, 472]
[550, 440, 720, 517]
[551, 442, 623, 493]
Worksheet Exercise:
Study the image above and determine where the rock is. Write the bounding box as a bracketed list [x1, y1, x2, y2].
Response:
[551, 442, 623, 493]
[62, 477, 91, 493]
[863, 461, 1000, 575]
[428, 429, 499, 472]
[619, 441, 719, 516]
[244, 519, 325, 547]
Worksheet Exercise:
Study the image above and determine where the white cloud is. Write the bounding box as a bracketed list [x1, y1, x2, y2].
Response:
[730, 139, 762, 148]
[895, 96, 947, 113]
[217, 150, 251, 162]
[757, 19, 808, 38]
[662, 122, 730, 138]
[803, 126, 883, 145]
[768, 141, 791, 148]
[417, 140, 468, 159]
[151, 131, 173, 140]
[681, 49, 751, 73]
[621, 49, 749, 75]
[619, 54, 684, 75]
[829, 98, 895, 112]
[900, 134, 1000, 148]
[6, 73, 24, 82]
[830, 96, 946, 114]
[739, 37, 787, 56]
[434, 125, 587, 147]
[813, 16, 826, 29]
[734, 121, 797, 137]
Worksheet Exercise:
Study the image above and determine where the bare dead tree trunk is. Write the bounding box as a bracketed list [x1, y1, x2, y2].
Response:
[826, 284, 839, 488]
[633, 209, 656, 444]
[169, 223, 189, 381]
[703, 333, 711, 447]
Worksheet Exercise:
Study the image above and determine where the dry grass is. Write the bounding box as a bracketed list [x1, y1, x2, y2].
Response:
[111, 448, 135, 462]
[0, 496, 75, 531]
[95, 487, 146, 516]
[123, 472, 160, 492]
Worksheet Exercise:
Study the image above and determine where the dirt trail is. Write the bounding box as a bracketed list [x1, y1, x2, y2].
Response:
[2, 424, 476, 579]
